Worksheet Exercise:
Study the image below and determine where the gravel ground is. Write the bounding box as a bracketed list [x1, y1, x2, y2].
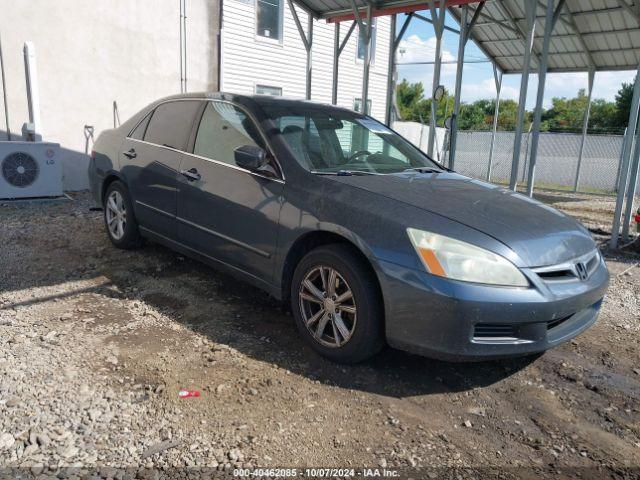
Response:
[0, 191, 639, 479]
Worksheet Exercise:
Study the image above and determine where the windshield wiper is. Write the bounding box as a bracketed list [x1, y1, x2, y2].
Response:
[311, 170, 380, 176]
[403, 167, 444, 174]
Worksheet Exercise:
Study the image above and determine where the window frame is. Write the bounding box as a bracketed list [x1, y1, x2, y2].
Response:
[126, 99, 204, 154]
[186, 99, 285, 183]
[255, 0, 284, 45]
[255, 84, 283, 97]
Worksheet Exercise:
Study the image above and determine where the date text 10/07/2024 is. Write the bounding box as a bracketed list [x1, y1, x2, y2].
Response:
[233, 468, 401, 478]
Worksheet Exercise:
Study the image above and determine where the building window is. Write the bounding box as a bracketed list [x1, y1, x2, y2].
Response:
[256, 85, 283, 96]
[256, 0, 283, 41]
[354, 98, 372, 114]
[357, 19, 376, 61]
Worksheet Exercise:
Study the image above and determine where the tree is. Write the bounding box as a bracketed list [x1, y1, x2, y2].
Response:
[396, 80, 424, 121]
[394, 78, 629, 134]
[615, 78, 635, 128]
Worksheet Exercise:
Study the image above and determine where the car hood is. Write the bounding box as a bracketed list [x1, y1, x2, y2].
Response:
[329, 172, 595, 267]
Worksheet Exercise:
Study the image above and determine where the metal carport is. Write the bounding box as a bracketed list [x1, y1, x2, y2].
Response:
[288, 0, 640, 248]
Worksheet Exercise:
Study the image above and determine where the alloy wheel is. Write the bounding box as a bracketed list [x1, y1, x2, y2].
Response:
[105, 190, 127, 240]
[299, 265, 357, 348]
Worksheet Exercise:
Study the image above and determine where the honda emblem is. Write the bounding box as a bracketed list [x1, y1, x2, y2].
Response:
[575, 262, 588, 281]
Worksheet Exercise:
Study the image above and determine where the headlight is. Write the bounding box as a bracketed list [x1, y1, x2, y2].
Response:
[407, 228, 529, 287]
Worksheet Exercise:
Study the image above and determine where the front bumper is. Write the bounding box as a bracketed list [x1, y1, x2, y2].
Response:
[378, 255, 609, 361]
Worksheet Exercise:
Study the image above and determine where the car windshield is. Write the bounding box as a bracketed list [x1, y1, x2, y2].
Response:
[261, 105, 444, 175]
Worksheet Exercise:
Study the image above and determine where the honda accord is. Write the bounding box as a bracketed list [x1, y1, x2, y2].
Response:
[88, 93, 609, 363]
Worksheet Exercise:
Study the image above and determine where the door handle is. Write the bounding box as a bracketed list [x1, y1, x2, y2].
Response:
[180, 168, 201, 182]
[123, 148, 137, 159]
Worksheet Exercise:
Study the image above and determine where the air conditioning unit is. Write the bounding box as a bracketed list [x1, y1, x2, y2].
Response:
[0, 141, 63, 199]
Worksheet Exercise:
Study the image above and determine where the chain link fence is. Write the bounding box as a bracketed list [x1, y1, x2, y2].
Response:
[443, 130, 630, 195]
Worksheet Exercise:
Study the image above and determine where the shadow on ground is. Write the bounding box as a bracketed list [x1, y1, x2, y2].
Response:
[1, 201, 539, 400]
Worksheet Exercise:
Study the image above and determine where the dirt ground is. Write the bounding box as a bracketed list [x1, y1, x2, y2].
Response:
[0, 191, 639, 479]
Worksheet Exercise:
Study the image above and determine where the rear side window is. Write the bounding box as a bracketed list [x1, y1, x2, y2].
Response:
[194, 102, 264, 166]
[129, 111, 152, 140]
[144, 100, 202, 151]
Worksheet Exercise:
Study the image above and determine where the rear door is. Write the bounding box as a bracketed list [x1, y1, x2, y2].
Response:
[177, 100, 284, 284]
[122, 100, 203, 240]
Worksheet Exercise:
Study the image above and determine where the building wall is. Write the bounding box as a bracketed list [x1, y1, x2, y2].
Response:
[221, 0, 391, 121]
[0, 0, 220, 190]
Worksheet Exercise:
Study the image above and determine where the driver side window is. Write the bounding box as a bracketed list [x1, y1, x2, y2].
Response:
[194, 102, 264, 166]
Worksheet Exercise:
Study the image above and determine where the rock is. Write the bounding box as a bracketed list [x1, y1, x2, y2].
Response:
[30, 464, 44, 476]
[0, 433, 15, 450]
[463, 420, 473, 428]
[41, 330, 57, 341]
[378, 458, 387, 468]
[106, 355, 118, 366]
[60, 445, 79, 459]
[5, 396, 20, 408]
[23, 444, 39, 458]
[88, 409, 102, 421]
[468, 407, 486, 417]
[36, 433, 50, 447]
[141, 439, 181, 459]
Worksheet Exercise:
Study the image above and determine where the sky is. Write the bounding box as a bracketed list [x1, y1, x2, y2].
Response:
[395, 12, 637, 109]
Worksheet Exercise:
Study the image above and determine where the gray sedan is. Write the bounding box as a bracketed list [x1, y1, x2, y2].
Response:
[88, 93, 609, 363]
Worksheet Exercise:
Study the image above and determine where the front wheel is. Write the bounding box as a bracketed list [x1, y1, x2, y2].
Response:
[291, 244, 384, 363]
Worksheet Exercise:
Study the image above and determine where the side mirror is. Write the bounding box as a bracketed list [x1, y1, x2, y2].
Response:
[234, 145, 266, 171]
[234, 145, 278, 177]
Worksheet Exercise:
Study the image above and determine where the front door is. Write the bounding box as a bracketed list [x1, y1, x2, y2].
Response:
[177, 100, 283, 284]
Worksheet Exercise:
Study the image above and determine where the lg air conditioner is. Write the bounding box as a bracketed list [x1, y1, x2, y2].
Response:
[0, 141, 63, 199]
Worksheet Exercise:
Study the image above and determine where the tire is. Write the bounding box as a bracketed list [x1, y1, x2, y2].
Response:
[103, 180, 143, 249]
[291, 244, 384, 363]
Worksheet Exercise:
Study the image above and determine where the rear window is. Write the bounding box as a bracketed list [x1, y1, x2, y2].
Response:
[144, 100, 202, 151]
[129, 111, 152, 140]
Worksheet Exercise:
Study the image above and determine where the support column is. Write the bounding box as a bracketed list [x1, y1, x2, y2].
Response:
[427, 0, 446, 158]
[306, 15, 313, 100]
[361, 4, 373, 115]
[573, 69, 595, 192]
[448, 7, 468, 170]
[332, 21, 357, 107]
[486, 64, 502, 182]
[611, 63, 640, 249]
[332, 23, 340, 105]
[385, 15, 397, 125]
[508, 1, 536, 191]
[288, 0, 313, 100]
[622, 110, 640, 242]
[526, 0, 565, 197]
[448, 2, 484, 170]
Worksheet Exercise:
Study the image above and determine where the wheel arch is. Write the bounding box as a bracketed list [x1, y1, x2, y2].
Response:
[101, 171, 127, 202]
[280, 228, 385, 316]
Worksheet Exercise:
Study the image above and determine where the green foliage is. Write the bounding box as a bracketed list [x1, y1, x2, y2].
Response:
[395, 78, 633, 134]
[615, 78, 635, 128]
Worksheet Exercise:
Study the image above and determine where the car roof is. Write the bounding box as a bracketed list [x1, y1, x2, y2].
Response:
[156, 92, 358, 115]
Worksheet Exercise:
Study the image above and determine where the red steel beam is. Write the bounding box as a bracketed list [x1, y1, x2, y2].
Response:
[326, 1, 479, 23]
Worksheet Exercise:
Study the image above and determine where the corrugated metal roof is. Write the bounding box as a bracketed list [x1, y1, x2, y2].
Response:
[292, 0, 640, 73]
[449, 0, 640, 72]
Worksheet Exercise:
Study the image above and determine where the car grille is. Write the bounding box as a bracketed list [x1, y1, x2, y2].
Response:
[532, 249, 600, 283]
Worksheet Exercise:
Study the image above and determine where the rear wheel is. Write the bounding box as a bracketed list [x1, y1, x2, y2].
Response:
[103, 180, 143, 249]
[291, 244, 384, 363]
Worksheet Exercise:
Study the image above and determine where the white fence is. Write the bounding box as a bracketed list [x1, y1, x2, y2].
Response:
[391, 123, 633, 195]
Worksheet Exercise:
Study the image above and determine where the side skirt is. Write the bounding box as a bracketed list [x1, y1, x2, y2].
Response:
[139, 226, 282, 300]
